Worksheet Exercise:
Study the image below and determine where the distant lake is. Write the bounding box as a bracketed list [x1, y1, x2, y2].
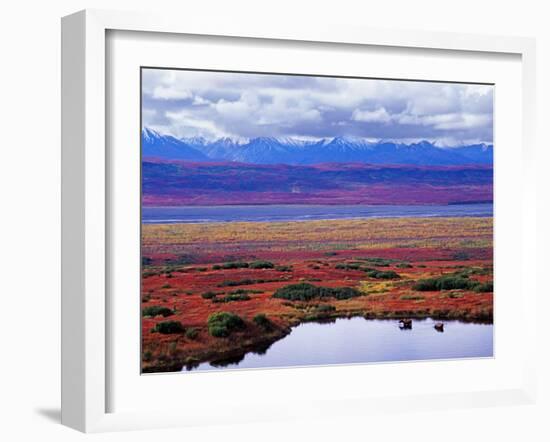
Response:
[186, 317, 493, 372]
[142, 203, 493, 224]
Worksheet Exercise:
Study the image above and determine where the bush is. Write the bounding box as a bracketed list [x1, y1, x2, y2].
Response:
[207, 312, 245, 337]
[218, 279, 256, 287]
[273, 283, 361, 301]
[152, 321, 184, 334]
[230, 288, 263, 295]
[218, 278, 278, 287]
[335, 263, 362, 270]
[400, 294, 425, 301]
[213, 262, 249, 270]
[413, 275, 478, 291]
[253, 313, 272, 329]
[357, 257, 398, 267]
[161, 283, 172, 289]
[473, 281, 493, 293]
[442, 292, 464, 299]
[142, 305, 173, 317]
[365, 270, 400, 279]
[275, 265, 293, 272]
[396, 262, 413, 269]
[185, 327, 199, 339]
[315, 304, 336, 313]
[249, 260, 274, 269]
[201, 291, 218, 299]
[455, 267, 491, 276]
[212, 294, 251, 303]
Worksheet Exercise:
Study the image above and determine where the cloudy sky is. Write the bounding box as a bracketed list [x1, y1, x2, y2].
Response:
[142, 68, 493, 146]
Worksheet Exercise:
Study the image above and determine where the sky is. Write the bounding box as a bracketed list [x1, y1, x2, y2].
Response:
[142, 68, 494, 146]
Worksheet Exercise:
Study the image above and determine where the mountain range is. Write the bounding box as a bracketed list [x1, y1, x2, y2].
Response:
[142, 128, 493, 166]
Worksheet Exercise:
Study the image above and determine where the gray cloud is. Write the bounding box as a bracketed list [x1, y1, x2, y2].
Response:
[142, 68, 493, 146]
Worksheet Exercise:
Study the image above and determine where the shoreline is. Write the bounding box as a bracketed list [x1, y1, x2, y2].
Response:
[142, 312, 493, 374]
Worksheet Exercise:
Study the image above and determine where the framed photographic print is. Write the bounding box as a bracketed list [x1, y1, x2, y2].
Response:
[61, 9, 537, 432]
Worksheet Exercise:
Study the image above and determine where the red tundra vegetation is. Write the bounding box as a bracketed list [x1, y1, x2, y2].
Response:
[141, 217, 493, 373]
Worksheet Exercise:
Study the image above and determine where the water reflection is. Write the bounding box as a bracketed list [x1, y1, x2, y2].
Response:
[184, 317, 493, 372]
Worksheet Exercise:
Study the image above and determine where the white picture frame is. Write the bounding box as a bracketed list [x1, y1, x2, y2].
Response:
[61, 9, 538, 433]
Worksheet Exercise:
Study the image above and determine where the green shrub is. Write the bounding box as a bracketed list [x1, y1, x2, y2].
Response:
[473, 281, 493, 293]
[249, 260, 275, 269]
[413, 275, 478, 291]
[207, 312, 245, 337]
[213, 262, 249, 270]
[356, 257, 398, 267]
[218, 279, 256, 287]
[201, 291, 218, 299]
[455, 267, 491, 276]
[442, 292, 464, 299]
[365, 270, 400, 279]
[152, 321, 184, 334]
[335, 263, 362, 270]
[230, 288, 263, 295]
[142, 305, 173, 317]
[275, 265, 293, 272]
[253, 313, 272, 329]
[273, 283, 361, 301]
[185, 327, 199, 339]
[212, 294, 251, 303]
[396, 262, 413, 269]
[400, 294, 425, 301]
[161, 283, 172, 289]
[218, 278, 278, 287]
[315, 304, 336, 313]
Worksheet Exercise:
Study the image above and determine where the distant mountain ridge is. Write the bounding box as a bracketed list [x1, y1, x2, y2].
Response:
[142, 128, 493, 166]
[142, 159, 493, 206]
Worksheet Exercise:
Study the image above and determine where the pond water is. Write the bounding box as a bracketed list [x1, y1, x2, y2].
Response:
[187, 317, 493, 372]
[143, 203, 493, 224]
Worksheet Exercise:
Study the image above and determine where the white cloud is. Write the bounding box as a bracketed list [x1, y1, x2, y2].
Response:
[352, 107, 392, 123]
[164, 110, 234, 140]
[142, 68, 494, 144]
[192, 96, 210, 106]
[151, 85, 192, 100]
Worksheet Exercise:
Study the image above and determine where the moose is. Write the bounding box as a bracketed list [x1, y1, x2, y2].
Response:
[398, 318, 412, 329]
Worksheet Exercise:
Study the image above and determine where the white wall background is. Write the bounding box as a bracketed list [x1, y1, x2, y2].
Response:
[0, 1, 547, 440]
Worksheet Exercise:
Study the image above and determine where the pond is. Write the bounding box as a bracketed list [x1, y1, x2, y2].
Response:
[186, 317, 493, 372]
[143, 203, 493, 224]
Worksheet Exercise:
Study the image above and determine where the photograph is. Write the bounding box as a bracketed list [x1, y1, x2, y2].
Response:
[140, 68, 494, 374]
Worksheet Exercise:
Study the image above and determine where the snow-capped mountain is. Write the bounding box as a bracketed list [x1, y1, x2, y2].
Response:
[141, 128, 493, 166]
[142, 128, 208, 161]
